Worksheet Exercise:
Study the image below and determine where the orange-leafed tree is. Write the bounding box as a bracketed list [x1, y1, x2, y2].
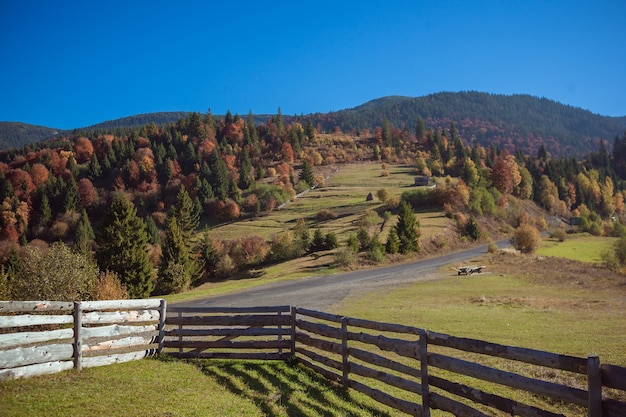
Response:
[281, 142, 294, 164]
[74, 137, 94, 164]
[490, 157, 513, 194]
[78, 178, 98, 209]
[29, 163, 49, 187]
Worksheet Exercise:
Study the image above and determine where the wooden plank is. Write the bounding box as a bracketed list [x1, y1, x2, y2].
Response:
[341, 316, 349, 388]
[0, 360, 74, 381]
[349, 361, 422, 394]
[419, 328, 430, 417]
[0, 314, 73, 328]
[348, 379, 423, 416]
[81, 350, 150, 368]
[82, 324, 158, 339]
[428, 352, 588, 407]
[426, 330, 587, 374]
[347, 316, 422, 336]
[294, 307, 344, 323]
[603, 398, 626, 417]
[295, 332, 343, 355]
[73, 301, 82, 371]
[163, 339, 290, 350]
[168, 305, 291, 314]
[82, 309, 160, 324]
[80, 299, 162, 311]
[428, 375, 565, 417]
[601, 363, 626, 391]
[0, 343, 74, 368]
[164, 327, 290, 338]
[429, 392, 490, 417]
[157, 299, 166, 355]
[296, 357, 343, 384]
[167, 352, 289, 361]
[296, 318, 342, 339]
[347, 331, 420, 359]
[82, 335, 156, 352]
[297, 347, 344, 373]
[0, 328, 74, 349]
[165, 314, 290, 327]
[350, 347, 421, 379]
[0, 301, 74, 313]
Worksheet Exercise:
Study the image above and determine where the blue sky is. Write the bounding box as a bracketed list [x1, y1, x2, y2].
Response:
[1, 0, 625, 129]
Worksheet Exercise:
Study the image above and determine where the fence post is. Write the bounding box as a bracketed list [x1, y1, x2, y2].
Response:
[157, 299, 167, 355]
[419, 329, 431, 417]
[341, 316, 349, 389]
[587, 354, 602, 417]
[177, 310, 183, 355]
[73, 301, 83, 371]
[278, 310, 283, 356]
[290, 306, 297, 358]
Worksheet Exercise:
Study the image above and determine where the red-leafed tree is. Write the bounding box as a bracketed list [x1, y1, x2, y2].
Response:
[78, 178, 98, 209]
[490, 157, 513, 194]
[281, 142, 294, 163]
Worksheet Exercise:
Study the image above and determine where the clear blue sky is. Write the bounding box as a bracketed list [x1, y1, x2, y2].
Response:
[1, 0, 625, 130]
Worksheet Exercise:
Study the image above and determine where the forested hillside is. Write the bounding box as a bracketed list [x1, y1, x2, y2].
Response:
[0, 122, 68, 151]
[303, 92, 626, 157]
[2, 101, 626, 302]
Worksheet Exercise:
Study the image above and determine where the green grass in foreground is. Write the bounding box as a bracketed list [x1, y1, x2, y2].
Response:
[0, 358, 392, 417]
[537, 232, 616, 262]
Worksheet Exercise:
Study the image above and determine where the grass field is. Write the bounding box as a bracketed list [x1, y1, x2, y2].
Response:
[537, 232, 616, 263]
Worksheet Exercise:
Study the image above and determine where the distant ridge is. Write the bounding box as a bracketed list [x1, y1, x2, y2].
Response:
[1, 92, 625, 155]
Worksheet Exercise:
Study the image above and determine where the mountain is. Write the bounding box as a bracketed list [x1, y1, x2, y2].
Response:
[0, 122, 69, 151]
[301, 92, 626, 157]
[2, 92, 625, 156]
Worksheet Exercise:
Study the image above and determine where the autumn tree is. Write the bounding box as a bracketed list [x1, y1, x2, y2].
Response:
[95, 193, 154, 298]
[512, 224, 542, 254]
[74, 137, 94, 163]
[490, 156, 513, 194]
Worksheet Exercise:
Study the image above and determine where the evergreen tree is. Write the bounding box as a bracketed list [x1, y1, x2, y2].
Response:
[39, 193, 52, 227]
[169, 188, 200, 248]
[209, 148, 229, 201]
[299, 159, 315, 188]
[63, 176, 80, 212]
[156, 216, 191, 294]
[68, 155, 79, 177]
[415, 117, 426, 142]
[145, 216, 160, 245]
[238, 149, 254, 190]
[395, 201, 420, 254]
[382, 118, 392, 147]
[95, 194, 154, 298]
[198, 229, 218, 281]
[74, 209, 95, 255]
[311, 228, 325, 252]
[88, 153, 102, 179]
[385, 227, 400, 254]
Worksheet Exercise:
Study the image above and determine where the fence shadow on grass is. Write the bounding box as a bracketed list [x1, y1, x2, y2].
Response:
[188, 359, 393, 417]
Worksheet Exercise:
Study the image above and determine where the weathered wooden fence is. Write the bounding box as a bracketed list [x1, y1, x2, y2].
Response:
[163, 305, 292, 360]
[2, 302, 625, 417]
[0, 299, 166, 380]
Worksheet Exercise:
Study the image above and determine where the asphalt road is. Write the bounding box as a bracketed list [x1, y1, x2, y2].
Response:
[175, 238, 511, 310]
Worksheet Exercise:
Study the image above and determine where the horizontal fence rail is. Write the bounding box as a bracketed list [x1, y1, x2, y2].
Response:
[2, 301, 625, 416]
[0, 299, 166, 380]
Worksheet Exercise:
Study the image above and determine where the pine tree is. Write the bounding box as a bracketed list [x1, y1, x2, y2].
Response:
[299, 159, 315, 188]
[209, 148, 229, 201]
[88, 153, 102, 179]
[156, 216, 191, 294]
[238, 149, 254, 190]
[169, 188, 199, 248]
[95, 194, 154, 298]
[74, 209, 95, 255]
[385, 227, 400, 254]
[63, 176, 80, 212]
[395, 201, 420, 254]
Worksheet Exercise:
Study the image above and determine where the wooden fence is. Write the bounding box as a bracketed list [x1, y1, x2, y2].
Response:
[0, 299, 166, 380]
[165, 305, 626, 417]
[2, 302, 625, 416]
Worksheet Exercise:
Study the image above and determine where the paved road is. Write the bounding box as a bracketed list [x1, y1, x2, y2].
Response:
[176, 239, 511, 310]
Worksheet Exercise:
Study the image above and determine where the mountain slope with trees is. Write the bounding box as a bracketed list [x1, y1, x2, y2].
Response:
[303, 92, 626, 157]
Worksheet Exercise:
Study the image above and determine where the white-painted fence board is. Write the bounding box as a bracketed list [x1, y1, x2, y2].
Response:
[81, 310, 160, 324]
[0, 328, 74, 349]
[82, 336, 155, 352]
[80, 299, 162, 311]
[0, 360, 74, 381]
[81, 324, 157, 339]
[0, 343, 74, 368]
[0, 314, 73, 328]
[0, 301, 74, 313]
[81, 350, 150, 368]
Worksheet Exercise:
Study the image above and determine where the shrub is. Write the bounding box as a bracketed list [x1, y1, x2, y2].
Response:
[367, 238, 386, 263]
[93, 271, 128, 300]
[155, 262, 190, 295]
[552, 228, 567, 242]
[487, 241, 500, 254]
[462, 218, 482, 241]
[316, 208, 338, 221]
[511, 224, 542, 254]
[335, 246, 357, 268]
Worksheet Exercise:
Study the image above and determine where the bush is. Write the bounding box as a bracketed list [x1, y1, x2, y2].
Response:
[93, 271, 128, 300]
[511, 224, 542, 254]
[154, 262, 190, 295]
[462, 218, 482, 241]
[551, 228, 567, 242]
[316, 209, 338, 221]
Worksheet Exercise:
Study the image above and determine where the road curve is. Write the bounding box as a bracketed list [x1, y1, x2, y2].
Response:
[175, 239, 511, 310]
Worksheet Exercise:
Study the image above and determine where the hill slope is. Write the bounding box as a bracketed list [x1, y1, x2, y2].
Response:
[303, 92, 626, 156]
[0, 122, 68, 150]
